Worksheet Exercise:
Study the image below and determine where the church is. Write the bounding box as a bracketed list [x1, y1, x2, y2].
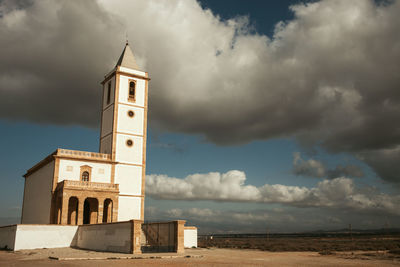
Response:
[0, 43, 197, 253]
[21, 43, 149, 225]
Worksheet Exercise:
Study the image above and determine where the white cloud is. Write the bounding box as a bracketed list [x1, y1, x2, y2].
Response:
[146, 170, 400, 215]
[146, 170, 260, 202]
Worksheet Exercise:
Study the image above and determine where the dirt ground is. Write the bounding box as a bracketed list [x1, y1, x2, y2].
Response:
[1, 247, 400, 266]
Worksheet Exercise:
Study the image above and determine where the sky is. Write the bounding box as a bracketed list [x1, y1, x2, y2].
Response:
[0, 0, 400, 233]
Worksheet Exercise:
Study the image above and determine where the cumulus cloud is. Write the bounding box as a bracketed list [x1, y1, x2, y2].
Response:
[146, 170, 400, 215]
[292, 152, 364, 178]
[1, 0, 400, 182]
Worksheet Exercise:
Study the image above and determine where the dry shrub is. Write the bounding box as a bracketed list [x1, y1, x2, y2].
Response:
[198, 235, 400, 252]
[389, 249, 400, 255]
[319, 250, 336, 255]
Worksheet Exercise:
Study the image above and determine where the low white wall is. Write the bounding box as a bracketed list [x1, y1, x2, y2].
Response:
[184, 228, 198, 248]
[0, 225, 17, 250]
[75, 222, 132, 253]
[14, 225, 78, 250]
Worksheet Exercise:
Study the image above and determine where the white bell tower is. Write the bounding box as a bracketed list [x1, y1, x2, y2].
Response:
[99, 42, 149, 221]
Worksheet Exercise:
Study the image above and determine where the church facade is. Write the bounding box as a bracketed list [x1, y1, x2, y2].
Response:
[21, 43, 149, 225]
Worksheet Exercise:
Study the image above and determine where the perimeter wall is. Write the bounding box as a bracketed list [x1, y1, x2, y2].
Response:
[0, 220, 193, 253]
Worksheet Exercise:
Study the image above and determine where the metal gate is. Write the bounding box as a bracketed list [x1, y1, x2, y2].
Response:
[141, 222, 176, 252]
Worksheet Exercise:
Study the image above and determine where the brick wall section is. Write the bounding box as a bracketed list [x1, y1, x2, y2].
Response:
[131, 220, 143, 254]
[175, 220, 186, 253]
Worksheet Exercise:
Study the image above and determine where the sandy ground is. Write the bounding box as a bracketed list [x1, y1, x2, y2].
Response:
[0, 247, 399, 266]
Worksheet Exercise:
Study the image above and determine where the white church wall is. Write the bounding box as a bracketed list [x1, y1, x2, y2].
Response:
[115, 134, 143, 164]
[0, 225, 17, 250]
[119, 66, 147, 78]
[116, 105, 144, 136]
[184, 227, 198, 248]
[58, 159, 112, 183]
[101, 105, 114, 137]
[114, 164, 142, 195]
[14, 225, 78, 250]
[118, 196, 141, 221]
[117, 75, 146, 107]
[75, 221, 131, 253]
[100, 134, 112, 155]
[22, 161, 54, 224]
[102, 77, 115, 108]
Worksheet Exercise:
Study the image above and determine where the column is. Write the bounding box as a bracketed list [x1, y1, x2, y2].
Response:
[60, 194, 69, 225]
[98, 198, 104, 223]
[112, 196, 118, 222]
[130, 220, 143, 254]
[107, 200, 112, 222]
[175, 220, 186, 253]
[77, 197, 84, 225]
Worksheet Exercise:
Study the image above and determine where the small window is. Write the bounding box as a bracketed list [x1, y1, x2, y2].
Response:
[128, 110, 134, 117]
[128, 81, 136, 102]
[126, 139, 133, 147]
[82, 171, 90, 182]
[106, 82, 111, 104]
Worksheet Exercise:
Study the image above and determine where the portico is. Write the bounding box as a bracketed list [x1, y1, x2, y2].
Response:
[51, 180, 119, 225]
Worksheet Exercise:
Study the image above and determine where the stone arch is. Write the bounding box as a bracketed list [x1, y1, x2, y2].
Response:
[67, 197, 79, 225]
[102, 198, 113, 223]
[83, 197, 98, 224]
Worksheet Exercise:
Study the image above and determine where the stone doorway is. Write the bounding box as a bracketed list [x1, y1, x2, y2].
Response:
[102, 198, 113, 223]
[83, 198, 98, 224]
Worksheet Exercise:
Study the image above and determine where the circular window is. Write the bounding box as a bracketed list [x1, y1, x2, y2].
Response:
[126, 139, 133, 147]
[128, 110, 134, 117]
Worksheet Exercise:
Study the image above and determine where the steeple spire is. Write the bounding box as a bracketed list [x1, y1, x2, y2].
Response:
[116, 43, 140, 71]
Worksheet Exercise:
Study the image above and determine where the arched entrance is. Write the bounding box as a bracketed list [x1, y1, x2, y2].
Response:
[67, 197, 78, 225]
[83, 198, 98, 224]
[102, 199, 113, 223]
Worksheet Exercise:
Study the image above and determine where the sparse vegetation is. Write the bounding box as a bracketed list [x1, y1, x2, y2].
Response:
[198, 233, 400, 253]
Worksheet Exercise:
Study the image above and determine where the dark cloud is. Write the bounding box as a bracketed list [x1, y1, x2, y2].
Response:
[0, 0, 399, 183]
[326, 164, 365, 179]
[0, 0, 122, 126]
[292, 152, 364, 179]
[292, 152, 326, 178]
[357, 146, 400, 184]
